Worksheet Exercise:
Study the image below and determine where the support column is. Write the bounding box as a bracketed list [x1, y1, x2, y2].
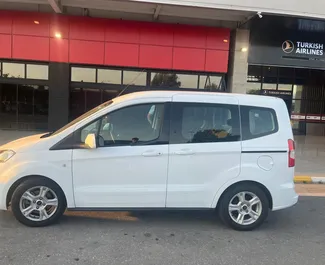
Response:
[227, 29, 250, 94]
[48, 62, 69, 131]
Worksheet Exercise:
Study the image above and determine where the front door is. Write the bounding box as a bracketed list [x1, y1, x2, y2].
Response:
[166, 95, 241, 208]
[72, 103, 169, 208]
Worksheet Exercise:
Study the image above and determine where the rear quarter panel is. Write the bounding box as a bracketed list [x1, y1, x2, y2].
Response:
[211, 96, 295, 209]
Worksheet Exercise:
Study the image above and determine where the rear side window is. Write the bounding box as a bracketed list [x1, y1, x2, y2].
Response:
[241, 106, 278, 140]
[170, 102, 240, 144]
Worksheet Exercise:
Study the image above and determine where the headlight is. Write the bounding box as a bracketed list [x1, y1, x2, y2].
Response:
[0, 150, 15, 163]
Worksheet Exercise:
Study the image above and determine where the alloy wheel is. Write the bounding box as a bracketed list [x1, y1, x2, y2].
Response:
[228, 191, 262, 226]
[19, 186, 59, 222]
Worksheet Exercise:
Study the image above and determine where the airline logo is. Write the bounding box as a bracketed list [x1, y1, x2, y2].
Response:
[282, 40, 294, 53]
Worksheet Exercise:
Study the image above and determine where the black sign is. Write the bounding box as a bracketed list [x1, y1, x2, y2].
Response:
[248, 17, 325, 70]
[261, 90, 292, 99]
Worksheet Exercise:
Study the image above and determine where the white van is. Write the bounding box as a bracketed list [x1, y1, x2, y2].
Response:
[0, 91, 298, 231]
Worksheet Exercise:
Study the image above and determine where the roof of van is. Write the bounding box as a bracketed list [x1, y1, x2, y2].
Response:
[115, 90, 281, 102]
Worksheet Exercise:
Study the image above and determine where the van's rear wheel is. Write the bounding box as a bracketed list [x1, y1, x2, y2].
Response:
[11, 178, 66, 227]
[218, 183, 269, 231]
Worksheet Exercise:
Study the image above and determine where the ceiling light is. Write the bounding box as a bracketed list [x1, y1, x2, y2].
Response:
[223, 39, 228, 43]
[241, 47, 248, 52]
[34, 20, 40, 24]
[55, 32, 62, 38]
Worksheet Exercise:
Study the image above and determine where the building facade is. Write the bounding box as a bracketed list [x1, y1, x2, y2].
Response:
[0, 10, 230, 131]
[1, 0, 325, 136]
[246, 16, 325, 136]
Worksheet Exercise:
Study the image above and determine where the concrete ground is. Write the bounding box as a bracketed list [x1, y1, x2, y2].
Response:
[0, 189, 325, 265]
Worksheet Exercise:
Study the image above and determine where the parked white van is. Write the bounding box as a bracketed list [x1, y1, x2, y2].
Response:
[0, 91, 298, 230]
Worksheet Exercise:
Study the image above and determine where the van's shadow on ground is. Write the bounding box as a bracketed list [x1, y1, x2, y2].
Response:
[1, 196, 324, 232]
[60, 196, 325, 231]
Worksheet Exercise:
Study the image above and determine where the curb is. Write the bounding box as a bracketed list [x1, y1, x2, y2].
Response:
[294, 176, 325, 184]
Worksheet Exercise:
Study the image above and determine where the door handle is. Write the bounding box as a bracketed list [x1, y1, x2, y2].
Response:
[142, 151, 162, 157]
[175, 149, 195, 155]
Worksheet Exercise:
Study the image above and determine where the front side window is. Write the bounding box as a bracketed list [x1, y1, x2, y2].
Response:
[51, 100, 113, 137]
[170, 102, 240, 144]
[80, 103, 165, 147]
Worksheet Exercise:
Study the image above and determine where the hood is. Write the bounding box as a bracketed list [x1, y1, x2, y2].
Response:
[0, 133, 46, 153]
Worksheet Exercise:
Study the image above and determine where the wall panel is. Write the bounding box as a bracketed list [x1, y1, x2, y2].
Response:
[0, 11, 230, 73]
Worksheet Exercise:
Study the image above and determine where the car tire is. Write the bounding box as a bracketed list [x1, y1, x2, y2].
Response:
[11, 177, 66, 227]
[218, 183, 269, 231]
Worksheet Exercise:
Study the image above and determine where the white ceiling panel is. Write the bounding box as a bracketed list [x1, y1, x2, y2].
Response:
[0, 0, 252, 27]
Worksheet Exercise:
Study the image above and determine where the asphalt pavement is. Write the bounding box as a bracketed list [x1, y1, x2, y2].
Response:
[1, 195, 325, 265]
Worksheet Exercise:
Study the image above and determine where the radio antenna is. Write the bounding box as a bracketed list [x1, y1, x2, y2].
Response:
[118, 69, 146, 97]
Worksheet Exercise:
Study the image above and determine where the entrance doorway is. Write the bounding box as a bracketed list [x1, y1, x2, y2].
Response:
[248, 65, 325, 136]
[69, 87, 119, 121]
[0, 83, 49, 130]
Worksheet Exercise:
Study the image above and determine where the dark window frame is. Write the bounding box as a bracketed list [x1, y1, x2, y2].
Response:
[0, 60, 49, 82]
[69, 64, 226, 91]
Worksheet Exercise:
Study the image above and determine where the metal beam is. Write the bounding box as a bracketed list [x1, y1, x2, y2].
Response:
[48, 0, 63, 13]
[153, 5, 162, 20]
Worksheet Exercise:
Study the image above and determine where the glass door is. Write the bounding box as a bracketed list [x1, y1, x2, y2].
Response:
[0, 83, 49, 130]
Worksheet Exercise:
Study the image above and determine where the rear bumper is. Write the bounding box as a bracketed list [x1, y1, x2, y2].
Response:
[271, 182, 299, 211]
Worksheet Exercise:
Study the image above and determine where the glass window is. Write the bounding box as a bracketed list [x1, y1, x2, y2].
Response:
[71, 67, 96, 83]
[199, 75, 222, 90]
[0, 84, 49, 130]
[293, 85, 304, 99]
[262, 66, 277, 90]
[177, 74, 198, 89]
[26, 64, 49, 80]
[151, 72, 181, 88]
[84, 88, 101, 112]
[291, 120, 306, 135]
[247, 65, 262, 82]
[80, 104, 164, 147]
[53, 100, 113, 136]
[306, 100, 322, 116]
[278, 67, 294, 77]
[295, 68, 310, 79]
[246, 83, 262, 95]
[2, 63, 25, 78]
[97, 69, 122, 84]
[278, 84, 292, 91]
[69, 88, 85, 120]
[291, 100, 306, 116]
[262, 80, 278, 90]
[0, 83, 18, 129]
[151, 72, 198, 89]
[170, 103, 240, 144]
[247, 65, 262, 94]
[263, 66, 278, 77]
[102, 89, 118, 103]
[123, 71, 146, 86]
[241, 106, 278, 140]
[81, 119, 101, 143]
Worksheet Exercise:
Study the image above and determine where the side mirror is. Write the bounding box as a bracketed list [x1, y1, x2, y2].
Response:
[85, 133, 97, 149]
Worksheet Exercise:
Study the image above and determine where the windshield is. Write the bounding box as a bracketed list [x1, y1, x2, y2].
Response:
[49, 100, 113, 137]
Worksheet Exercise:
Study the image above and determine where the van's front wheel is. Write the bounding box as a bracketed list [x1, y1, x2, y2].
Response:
[11, 177, 66, 227]
[218, 184, 269, 231]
